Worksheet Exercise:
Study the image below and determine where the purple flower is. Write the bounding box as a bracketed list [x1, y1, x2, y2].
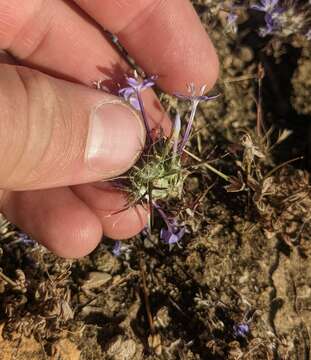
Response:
[251, 0, 279, 13]
[227, 12, 238, 26]
[174, 83, 219, 105]
[251, 0, 283, 37]
[259, 13, 279, 36]
[153, 201, 186, 246]
[119, 74, 157, 140]
[119, 75, 156, 111]
[226, 11, 238, 33]
[233, 323, 250, 338]
[175, 84, 219, 153]
[16, 232, 36, 246]
[160, 224, 185, 245]
[119, 86, 140, 110]
[112, 240, 122, 256]
[224, 4, 240, 34]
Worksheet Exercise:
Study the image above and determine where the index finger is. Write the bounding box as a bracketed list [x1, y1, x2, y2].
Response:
[72, 0, 219, 93]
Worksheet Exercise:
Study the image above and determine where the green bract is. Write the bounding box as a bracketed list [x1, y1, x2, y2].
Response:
[129, 142, 187, 201]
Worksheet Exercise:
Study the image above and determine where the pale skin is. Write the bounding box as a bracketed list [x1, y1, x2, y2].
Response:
[0, 0, 219, 258]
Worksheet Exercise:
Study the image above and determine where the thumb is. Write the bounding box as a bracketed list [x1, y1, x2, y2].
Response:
[0, 65, 145, 190]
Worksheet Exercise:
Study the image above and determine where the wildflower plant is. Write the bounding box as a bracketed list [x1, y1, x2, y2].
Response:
[119, 72, 157, 140]
[251, 0, 311, 38]
[116, 72, 222, 245]
[105, 2, 308, 250]
[218, 1, 311, 40]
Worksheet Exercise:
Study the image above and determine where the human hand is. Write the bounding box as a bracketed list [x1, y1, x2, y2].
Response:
[0, 0, 219, 258]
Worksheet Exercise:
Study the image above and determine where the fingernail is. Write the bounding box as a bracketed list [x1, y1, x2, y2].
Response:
[86, 100, 145, 176]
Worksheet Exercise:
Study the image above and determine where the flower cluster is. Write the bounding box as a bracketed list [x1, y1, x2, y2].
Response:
[119, 72, 157, 140]
[119, 75, 156, 111]
[118, 75, 220, 248]
[251, 0, 282, 37]
[224, 1, 311, 40]
[174, 83, 219, 154]
[153, 201, 185, 246]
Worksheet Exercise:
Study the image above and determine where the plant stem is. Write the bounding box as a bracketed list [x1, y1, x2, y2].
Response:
[183, 149, 230, 182]
[152, 201, 171, 230]
[139, 257, 155, 335]
[179, 101, 199, 154]
[172, 113, 181, 161]
[263, 156, 303, 180]
[0, 271, 17, 287]
[136, 91, 152, 142]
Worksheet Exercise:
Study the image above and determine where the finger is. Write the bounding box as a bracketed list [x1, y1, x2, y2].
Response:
[72, 0, 219, 93]
[1, 0, 127, 86]
[0, 26, 150, 248]
[0, 50, 15, 64]
[0, 0, 168, 130]
[73, 182, 148, 239]
[1, 187, 103, 258]
[0, 64, 145, 190]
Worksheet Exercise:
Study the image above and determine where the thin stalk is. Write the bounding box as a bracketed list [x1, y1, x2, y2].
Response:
[139, 257, 155, 335]
[0, 271, 17, 287]
[263, 156, 303, 180]
[152, 200, 171, 230]
[136, 91, 152, 142]
[256, 64, 266, 138]
[172, 113, 181, 161]
[222, 74, 257, 84]
[179, 100, 199, 154]
[183, 149, 230, 182]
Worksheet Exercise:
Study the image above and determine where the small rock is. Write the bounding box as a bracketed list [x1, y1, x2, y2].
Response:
[106, 336, 141, 360]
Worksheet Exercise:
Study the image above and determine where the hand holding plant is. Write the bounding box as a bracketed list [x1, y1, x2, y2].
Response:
[0, 0, 218, 257]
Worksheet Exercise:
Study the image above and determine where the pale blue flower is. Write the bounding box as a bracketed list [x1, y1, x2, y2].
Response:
[233, 323, 250, 338]
[251, 0, 280, 13]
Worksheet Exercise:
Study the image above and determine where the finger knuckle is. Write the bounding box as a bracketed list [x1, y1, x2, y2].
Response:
[0, 65, 62, 189]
